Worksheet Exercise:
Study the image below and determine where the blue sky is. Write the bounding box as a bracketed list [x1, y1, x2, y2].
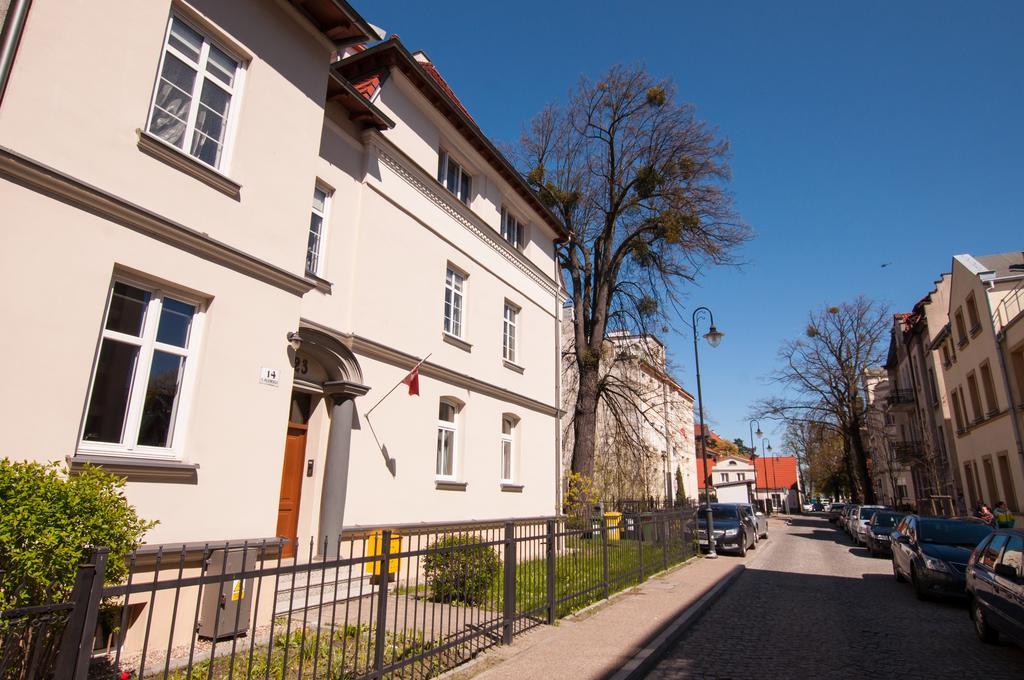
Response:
[354, 1, 1023, 451]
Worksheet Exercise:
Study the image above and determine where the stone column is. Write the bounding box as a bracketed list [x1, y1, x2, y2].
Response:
[319, 380, 369, 556]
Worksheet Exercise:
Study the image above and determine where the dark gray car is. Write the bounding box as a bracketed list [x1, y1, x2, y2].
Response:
[738, 502, 768, 540]
[696, 503, 757, 556]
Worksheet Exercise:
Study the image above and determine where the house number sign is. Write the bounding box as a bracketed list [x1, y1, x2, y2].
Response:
[259, 367, 280, 387]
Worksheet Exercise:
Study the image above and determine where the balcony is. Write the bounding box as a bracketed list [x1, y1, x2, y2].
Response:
[892, 441, 924, 465]
[887, 389, 916, 410]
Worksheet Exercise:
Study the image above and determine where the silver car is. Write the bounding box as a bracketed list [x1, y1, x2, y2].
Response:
[738, 502, 768, 540]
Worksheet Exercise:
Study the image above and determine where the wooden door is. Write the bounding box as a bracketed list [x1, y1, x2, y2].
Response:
[276, 423, 308, 558]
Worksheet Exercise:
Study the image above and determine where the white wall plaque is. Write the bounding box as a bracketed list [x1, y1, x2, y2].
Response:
[259, 367, 280, 387]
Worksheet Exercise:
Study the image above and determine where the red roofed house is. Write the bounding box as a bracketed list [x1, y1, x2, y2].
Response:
[695, 452, 801, 513]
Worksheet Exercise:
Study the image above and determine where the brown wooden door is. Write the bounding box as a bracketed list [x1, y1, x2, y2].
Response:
[276, 423, 308, 558]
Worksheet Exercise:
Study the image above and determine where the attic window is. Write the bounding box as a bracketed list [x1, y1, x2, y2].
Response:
[437, 150, 472, 204]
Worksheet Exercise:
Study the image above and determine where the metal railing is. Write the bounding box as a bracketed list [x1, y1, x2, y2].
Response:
[886, 389, 915, 407]
[994, 278, 1024, 329]
[11, 508, 696, 679]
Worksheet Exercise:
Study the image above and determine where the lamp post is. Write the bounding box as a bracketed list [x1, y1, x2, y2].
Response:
[748, 419, 763, 507]
[762, 438, 774, 513]
[692, 306, 724, 558]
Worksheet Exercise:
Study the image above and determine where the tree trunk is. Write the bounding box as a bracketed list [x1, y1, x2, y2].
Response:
[842, 437, 860, 502]
[848, 419, 876, 504]
[571, 365, 600, 481]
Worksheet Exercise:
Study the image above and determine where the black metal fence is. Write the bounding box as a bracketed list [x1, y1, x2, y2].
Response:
[2, 508, 696, 679]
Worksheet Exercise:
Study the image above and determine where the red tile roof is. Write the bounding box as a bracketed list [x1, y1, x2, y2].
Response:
[417, 61, 476, 126]
[696, 455, 799, 490]
[352, 74, 381, 99]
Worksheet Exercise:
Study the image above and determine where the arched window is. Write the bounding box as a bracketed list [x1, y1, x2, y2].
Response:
[500, 415, 518, 482]
[437, 399, 460, 479]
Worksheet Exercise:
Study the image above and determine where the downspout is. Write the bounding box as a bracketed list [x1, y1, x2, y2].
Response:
[0, 0, 32, 106]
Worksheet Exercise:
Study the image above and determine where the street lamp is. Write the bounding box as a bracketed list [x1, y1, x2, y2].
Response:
[762, 438, 775, 513]
[748, 419, 763, 507]
[693, 306, 723, 558]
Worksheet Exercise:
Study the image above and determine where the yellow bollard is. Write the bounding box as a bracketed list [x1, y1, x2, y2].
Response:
[604, 512, 623, 541]
[366, 530, 402, 577]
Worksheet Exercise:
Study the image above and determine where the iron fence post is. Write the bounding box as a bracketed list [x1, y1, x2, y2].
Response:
[638, 515, 645, 580]
[373, 529, 392, 675]
[545, 519, 556, 625]
[601, 515, 610, 600]
[661, 514, 669, 571]
[502, 522, 516, 644]
[54, 547, 108, 680]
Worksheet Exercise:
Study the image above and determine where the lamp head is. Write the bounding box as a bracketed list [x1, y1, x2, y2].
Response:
[767, 444, 773, 453]
[704, 325, 724, 348]
[755, 427, 764, 439]
[287, 332, 302, 351]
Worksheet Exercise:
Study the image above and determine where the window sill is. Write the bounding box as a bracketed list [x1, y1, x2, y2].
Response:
[957, 338, 969, 349]
[442, 333, 472, 353]
[137, 129, 241, 200]
[68, 453, 199, 484]
[435, 479, 468, 491]
[969, 325, 982, 338]
[502, 359, 525, 374]
[500, 483, 524, 493]
[304, 272, 333, 293]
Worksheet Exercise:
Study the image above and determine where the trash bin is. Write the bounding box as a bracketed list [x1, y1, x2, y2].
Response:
[604, 512, 623, 541]
[366, 530, 402, 580]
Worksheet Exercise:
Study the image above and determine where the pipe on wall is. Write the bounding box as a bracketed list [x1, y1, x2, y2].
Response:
[0, 0, 32, 107]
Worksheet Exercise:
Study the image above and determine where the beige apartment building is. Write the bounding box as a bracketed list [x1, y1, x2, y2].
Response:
[561, 329, 698, 505]
[937, 253, 1024, 520]
[0, 0, 567, 549]
[864, 368, 915, 507]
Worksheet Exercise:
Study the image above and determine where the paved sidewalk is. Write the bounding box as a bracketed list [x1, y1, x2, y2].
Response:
[449, 520, 780, 680]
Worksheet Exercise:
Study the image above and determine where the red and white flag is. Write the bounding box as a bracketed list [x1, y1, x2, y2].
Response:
[401, 366, 420, 396]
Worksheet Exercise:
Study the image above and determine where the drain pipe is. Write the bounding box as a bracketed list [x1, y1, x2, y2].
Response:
[0, 0, 32, 106]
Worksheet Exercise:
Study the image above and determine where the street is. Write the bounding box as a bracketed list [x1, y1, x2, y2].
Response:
[646, 514, 1024, 680]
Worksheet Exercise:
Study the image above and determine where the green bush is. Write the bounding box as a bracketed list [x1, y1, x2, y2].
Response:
[423, 534, 501, 605]
[0, 460, 155, 609]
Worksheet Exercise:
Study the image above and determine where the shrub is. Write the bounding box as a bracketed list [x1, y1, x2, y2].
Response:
[423, 534, 501, 605]
[0, 460, 155, 609]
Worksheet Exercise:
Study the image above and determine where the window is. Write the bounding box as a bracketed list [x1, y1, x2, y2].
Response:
[147, 16, 241, 170]
[981, 534, 1008, 569]
[737, 472, 746, 481]
[721, 473, 730, 483]
[500, 207, 524, 249]
[443, 268, 465, 337]
[966, 293, 981, 334]
[927, 368, 939, 405]
[500, 416, 517, 482]
[306, 185, 330, 276]
[998, 454, 1019, 512]
[941, 343, 952, 368]
[954, 309, 968, 347]
[1001, 536, 1023, 578]
[503, 302, 519, 363]
[81, 280, 201, 456]
[967, 373, 983, 422]
[980, 363, 999, 415]
[963, 464, 978, 507]
[436, 400, 459, 479]
[897, 484, 908, 500]
[437, 150, 472, 204]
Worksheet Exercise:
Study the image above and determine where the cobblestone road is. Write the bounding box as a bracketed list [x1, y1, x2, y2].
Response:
[646, 514, 1024, 680]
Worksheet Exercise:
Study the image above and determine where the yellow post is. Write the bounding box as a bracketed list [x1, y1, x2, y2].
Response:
[366, 530, 402, 576]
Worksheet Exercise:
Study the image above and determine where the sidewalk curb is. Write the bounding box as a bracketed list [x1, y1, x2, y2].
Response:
[603, 562, 747, 680]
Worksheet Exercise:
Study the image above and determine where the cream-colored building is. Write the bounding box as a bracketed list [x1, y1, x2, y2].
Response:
[561, 328, 698, 505]
[863, 367, 914, 507]
[937, 253, 1024, 521]
[0, 0, 566, 550]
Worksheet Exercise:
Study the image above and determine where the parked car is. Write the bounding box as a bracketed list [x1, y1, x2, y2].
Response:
[891, 515, 994, 600]
[827, 503, 849, 523]
[738, 502, 768, 540]
[811, 500, 824, 512]
[864, 511, 907, 557]
[852, 505, 890, 545]
[843, 505, 861, 535]
[696, 503, 758, 556]
[966, 528, 1024, 647]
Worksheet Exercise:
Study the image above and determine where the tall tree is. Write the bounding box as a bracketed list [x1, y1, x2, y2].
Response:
[520, 65, 750, 482]
[757, 297, 889, 503]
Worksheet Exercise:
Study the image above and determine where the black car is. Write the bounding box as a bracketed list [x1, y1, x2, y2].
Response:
[696, 503, 757, 556]
[891, 515, 994, 600]
[966, 528, 1024, 647]
[827, 503, 849, 524]
[865, 511, 907, 557]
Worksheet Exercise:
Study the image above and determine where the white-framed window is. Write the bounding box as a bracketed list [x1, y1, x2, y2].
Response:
[80, 279, 203, 458]
[146, 15, 243, 170]
[500, 207, 525, 250]
[502, 302, 519, 363]
[436, 400, 459, 479]
[437, 150, 472, 204]
[738, 473, 746, 481]
[500, 415, 517, 482]
[444, 267, 465, 338]
[306, 184, 330, 276]
[721, 472, 730, 483]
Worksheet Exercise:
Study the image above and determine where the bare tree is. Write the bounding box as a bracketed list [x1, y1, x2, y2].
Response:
[520, 65, 750, 482]
[757, 297, 890, 503]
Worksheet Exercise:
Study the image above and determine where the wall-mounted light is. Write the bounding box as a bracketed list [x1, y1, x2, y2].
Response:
[287, 331, 302, 351]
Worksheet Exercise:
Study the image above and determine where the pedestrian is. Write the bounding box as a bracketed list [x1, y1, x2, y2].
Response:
[976, 504, 995, 525]
[993, 501, 1015, 528]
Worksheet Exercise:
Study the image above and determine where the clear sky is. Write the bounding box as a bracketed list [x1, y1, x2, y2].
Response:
[353, 1, 1023, 452]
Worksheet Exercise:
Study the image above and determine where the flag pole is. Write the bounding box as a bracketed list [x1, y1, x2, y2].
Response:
[364, 353, 432, 417]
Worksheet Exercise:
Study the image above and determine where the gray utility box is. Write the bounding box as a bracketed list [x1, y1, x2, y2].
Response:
[198, 548, 257, 640]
